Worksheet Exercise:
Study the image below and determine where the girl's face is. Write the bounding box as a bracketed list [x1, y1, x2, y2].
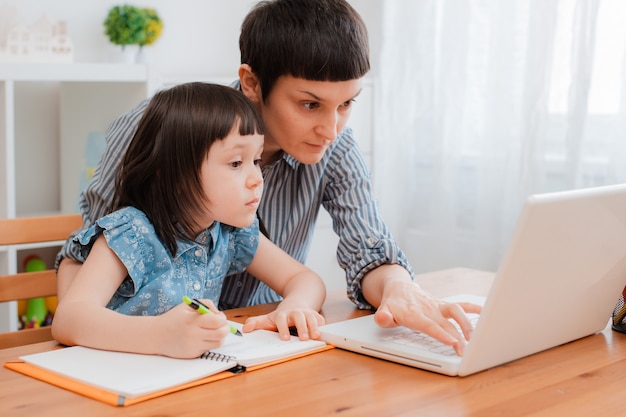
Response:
[198, 127, 264, 229]
[258, 75, 363, 165]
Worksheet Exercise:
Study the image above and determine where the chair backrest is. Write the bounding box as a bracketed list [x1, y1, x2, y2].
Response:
[0, 214, 82, 348]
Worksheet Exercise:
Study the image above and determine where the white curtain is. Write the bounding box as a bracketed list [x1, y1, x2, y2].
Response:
[374, 0, 626, 273]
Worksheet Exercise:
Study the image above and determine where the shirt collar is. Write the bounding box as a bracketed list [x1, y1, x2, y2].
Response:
[262, 151, 300, 174]
[174, 222, 220, 258]
[283, 153, 300, 169]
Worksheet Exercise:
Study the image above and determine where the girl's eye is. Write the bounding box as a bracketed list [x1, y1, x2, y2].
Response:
[254, 158, 262, 166]
[230, 161, 243, 168]
[303, 102, 319, 110]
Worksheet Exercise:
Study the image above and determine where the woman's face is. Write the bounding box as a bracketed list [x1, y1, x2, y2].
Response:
[257, 75, 363, 165]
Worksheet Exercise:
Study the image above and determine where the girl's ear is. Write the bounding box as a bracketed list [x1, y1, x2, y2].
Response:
[238, 64, 262, 104]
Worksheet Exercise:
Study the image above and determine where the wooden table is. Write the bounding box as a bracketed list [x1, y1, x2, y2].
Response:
[2, 268, 625, 416]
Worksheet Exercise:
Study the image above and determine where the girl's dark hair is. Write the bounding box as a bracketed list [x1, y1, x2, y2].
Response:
[112, 82, 264, 255]
[240, 0, 370, 101]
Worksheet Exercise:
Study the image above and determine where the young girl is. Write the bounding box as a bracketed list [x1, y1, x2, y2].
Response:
[52, 82, 326, 359]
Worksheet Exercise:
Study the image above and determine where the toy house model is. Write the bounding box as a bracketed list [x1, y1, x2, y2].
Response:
[0, 5, 74, 63]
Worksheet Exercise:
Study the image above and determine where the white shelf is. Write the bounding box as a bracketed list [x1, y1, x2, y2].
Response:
[0, 63, 149, 82]
[0, 63, 154, 332]
[0, 240, 67, 251]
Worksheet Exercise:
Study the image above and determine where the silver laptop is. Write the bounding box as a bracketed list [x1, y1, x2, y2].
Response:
[320, 184, 626, 376]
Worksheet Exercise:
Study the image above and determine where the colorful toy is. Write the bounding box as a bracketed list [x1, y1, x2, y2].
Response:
[20, 256, 50, 329]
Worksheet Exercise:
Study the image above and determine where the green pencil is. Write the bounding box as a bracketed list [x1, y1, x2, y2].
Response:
[182, 295, 243, 336]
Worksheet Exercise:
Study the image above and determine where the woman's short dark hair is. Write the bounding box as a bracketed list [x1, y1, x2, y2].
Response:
[112, 82, 264, 255]
[240, 0, 370, 101]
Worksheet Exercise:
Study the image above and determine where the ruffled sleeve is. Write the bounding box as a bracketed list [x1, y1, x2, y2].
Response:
[72, 207, 166, 297]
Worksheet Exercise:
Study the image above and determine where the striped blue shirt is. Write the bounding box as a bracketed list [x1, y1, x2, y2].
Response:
[58, 91, 414, 310]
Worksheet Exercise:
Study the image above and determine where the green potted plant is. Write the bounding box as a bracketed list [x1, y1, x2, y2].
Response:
[103, 5, 163, 62]
[103, 5, 145, 49]
[137, 8, 163, 49]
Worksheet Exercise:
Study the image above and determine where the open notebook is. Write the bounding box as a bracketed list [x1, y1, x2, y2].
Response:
[5, 321, 330, 406]
[320, 184, 626, 376]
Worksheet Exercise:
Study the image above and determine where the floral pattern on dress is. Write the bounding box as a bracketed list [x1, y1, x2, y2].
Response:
[73, 206, 259, 316]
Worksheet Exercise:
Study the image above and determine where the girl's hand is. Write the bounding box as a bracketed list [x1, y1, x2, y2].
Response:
[155, 300, 231, 358]
[242, 308, 325, 341]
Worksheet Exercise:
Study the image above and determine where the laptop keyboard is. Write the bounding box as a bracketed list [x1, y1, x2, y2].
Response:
[381, 315, 479, 356]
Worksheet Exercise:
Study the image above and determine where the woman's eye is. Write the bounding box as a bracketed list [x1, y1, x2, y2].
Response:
[303, 102, 319, 110]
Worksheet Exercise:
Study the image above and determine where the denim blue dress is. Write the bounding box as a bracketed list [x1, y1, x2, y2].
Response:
[73, 206, 258, 316]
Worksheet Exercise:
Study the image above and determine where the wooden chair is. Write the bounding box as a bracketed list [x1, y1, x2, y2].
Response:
[0, 214, 82, 348]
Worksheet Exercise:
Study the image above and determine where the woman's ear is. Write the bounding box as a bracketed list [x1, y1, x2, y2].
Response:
[238, 64, 262, 103]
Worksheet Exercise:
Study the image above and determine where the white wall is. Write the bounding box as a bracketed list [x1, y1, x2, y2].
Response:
[2, 0, 385, 216]
[3, 0, 381, 80]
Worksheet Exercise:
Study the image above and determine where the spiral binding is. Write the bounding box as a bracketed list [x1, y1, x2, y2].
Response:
[200, 351, 237, 362]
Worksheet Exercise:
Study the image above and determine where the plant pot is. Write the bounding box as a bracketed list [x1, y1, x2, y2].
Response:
[109, 45, 139, 64]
